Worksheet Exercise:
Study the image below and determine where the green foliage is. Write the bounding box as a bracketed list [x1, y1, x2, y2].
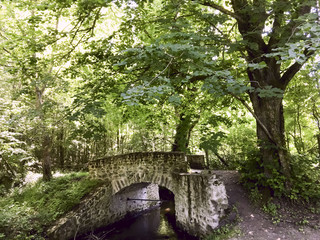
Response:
[284, 70, 320, 156]
[205, 206, 241, 240]
[289, 155, 320, 201]
[0, 0, 319, 208]
[240, 153, 320, 201]
[198, 105, 257, 170]
[0, 172, 101, 240]
[0, 88, 33, 193]
[0, 130, 30, 193]
[205, 224, 241, 240]
[262, 201, 281, 224]
[239, 151, 287, 198]
[248, 187, 263, 205]
[0, 201, 44, 240]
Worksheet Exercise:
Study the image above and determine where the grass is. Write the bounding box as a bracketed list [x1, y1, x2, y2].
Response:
[0, 172, 102, 240]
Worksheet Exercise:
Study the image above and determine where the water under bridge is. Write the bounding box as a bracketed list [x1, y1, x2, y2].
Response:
[48, 152, 228, 239]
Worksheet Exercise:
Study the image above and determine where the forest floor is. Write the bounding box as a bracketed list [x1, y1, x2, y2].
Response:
[213, 170, 320, 240]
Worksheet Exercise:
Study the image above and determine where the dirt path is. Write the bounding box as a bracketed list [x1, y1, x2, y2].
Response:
[213, 170, 320, 240]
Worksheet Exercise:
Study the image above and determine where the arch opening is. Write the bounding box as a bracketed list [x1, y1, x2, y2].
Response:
[77, 182, 198, 240]
[159, 185, 175, 223]
[112, 182, 161, 217]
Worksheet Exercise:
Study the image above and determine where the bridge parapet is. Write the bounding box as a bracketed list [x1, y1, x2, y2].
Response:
[89, 152, 189, 180]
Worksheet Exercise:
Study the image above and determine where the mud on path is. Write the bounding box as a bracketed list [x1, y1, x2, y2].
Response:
[213, 170, 320, 240]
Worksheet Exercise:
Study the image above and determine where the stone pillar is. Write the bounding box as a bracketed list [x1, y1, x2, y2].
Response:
[174, 172, 228, 238]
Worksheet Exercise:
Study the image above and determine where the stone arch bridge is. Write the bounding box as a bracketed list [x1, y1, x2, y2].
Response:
[48, 152, 228, 240]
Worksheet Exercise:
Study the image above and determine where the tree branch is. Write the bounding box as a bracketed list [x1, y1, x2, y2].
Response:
[268, 0, 285, 48]
[0, 31, 8, 40]
[230, 93, 277, 145]
[2, 47, 11, 55]
[278, 2, 312, 45]
[213, 151, 229, 167]
[280, 62, 303, 87]
[149, 54, 176, 85]
[230, 0, 268, 58]
[280, 49, 314, 87]
[196, 0, 244, 22]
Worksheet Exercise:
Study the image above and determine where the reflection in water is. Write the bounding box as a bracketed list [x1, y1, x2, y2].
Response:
[157, 201, 178, 239]
[81, 201, 197, 240]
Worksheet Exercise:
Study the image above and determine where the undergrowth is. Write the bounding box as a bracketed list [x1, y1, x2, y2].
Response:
[238, 151, 320, 229]
[205, 206, 241, 240]
[205, 224, 241, 240]
[0, 172, 102, 240]
[240, 152, 320, 201]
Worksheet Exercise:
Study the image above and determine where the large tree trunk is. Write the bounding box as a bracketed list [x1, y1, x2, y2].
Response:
[230, 0, 311, 183]
[249, 92, 291, 179]
[206, 0, 313, 190]
[171, 113, 198, 153]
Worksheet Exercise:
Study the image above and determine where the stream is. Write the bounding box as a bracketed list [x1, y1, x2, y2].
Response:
[79, 201, 198, 240]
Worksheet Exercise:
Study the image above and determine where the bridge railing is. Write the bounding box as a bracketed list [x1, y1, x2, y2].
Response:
[89, 152, 191, 178]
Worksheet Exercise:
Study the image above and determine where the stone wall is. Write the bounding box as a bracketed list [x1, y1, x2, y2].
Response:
[48, 152, 228, 239]
[48, 183, 159, 240]
[175, 171, 228, 236]
[113, 183, 159, 214]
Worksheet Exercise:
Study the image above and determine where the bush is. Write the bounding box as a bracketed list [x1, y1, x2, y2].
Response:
[239, 150, 284, 197]
[0, 199, 44, 240]
[240, 151, 320, 201]
[289, 154, 320, 201]
[0, 172, 102, 240]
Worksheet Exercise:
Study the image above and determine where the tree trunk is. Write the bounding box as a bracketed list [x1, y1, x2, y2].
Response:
[317, 134, 320, 158]
[292, 105, 305, 153]
[42, 135, 52, 181]
[171, 113, 198, 153]
[204, 149, 209, 168]
[59, 129, 65, 170]
[249, 92, 291, 179]
[35, 85, 53, 181]
[227, 0, 313, 189]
